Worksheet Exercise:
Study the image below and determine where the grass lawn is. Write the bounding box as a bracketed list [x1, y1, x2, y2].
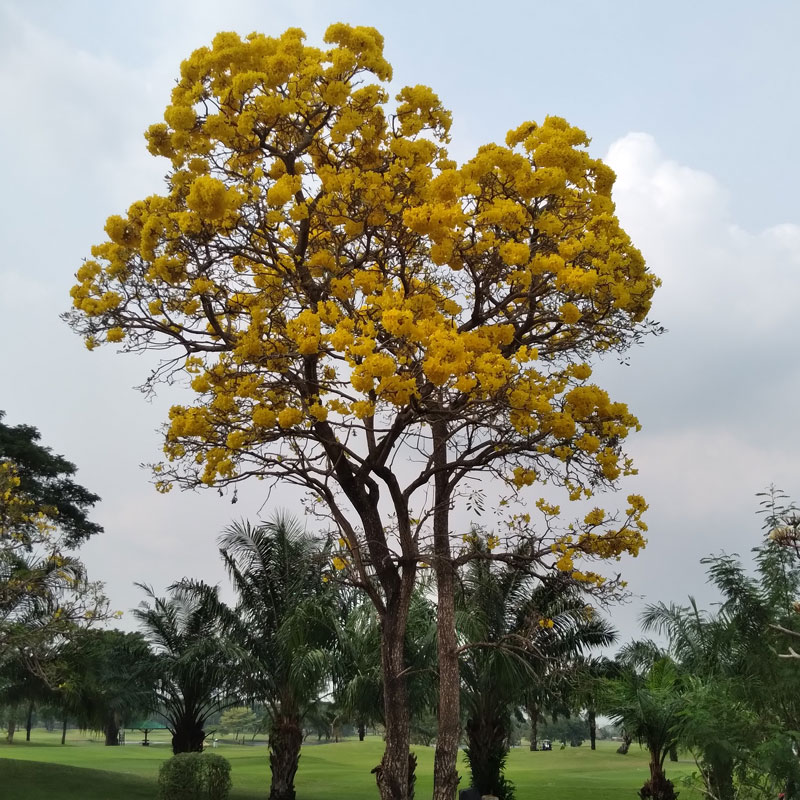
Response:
[0, 729, 700, 799]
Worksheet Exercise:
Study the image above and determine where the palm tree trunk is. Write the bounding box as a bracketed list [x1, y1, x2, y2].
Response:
[432, 418, 461, 800]
[639, 754, 677, 800]
[589, 708, 597, 750]
[171, 718, 205, 754]
[617, 730, 632, 754]
[465, 708, 511, 799]
[269, 712, 302, 800]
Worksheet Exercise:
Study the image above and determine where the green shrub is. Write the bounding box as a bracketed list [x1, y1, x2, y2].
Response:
[157, 752, 232, 800]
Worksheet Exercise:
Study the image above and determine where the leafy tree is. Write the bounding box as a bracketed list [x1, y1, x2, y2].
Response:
[0, 418, 109, 675]
[0, 411, 102, 548]
[56, 629, 157, 746]
[66, 24, 660, 800]
[220, 707, 258, 741]
[132, 583, 238, 754]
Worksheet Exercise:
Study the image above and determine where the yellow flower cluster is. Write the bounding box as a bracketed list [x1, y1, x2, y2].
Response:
[67, 23, 658, 510]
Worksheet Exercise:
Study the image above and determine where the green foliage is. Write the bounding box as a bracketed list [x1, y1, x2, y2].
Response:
[157, 752, 231, 800]
[219, 707, 257, 740]
[132, 583, 240, 754]
[0, 410, 102, 547]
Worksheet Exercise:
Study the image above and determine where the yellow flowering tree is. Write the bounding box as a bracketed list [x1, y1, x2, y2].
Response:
[66, 24, 659, 800]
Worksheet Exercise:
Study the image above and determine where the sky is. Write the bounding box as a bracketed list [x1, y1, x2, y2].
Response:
[1, 0, 799, 643]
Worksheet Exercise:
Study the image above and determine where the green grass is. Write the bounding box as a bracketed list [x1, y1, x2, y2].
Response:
[0, 729, 700, 799]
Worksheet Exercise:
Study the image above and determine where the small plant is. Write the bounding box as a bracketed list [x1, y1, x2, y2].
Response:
[157, 752, 232, 800]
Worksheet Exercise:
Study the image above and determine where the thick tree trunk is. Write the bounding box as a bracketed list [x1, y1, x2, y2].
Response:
[432, 419, 460, 800]
[617, 731, 632, 755]
[104, 712, 120, 746]
[589, 708, 597, 751]
[374, 601, 413, 800]
[466, 708, 511, 800]
[269, 712, 303, 800]
[61, 718, 68, 745]
[358, 721, 366, 741]
[6, 717, 16, 744]
[528, 705, 539, 751]
[26, 702, 33, 742]
[638, 755, 678, 800]
[172, 719, 205, 754]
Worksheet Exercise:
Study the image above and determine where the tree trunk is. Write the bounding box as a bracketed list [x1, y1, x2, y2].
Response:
[617, 730, 632, 755]
[374, 600, 414, 800]
[6, 717, 16, 744]
[172, 718, 205, 754]
[432, 418, 461, 800]
[708, 761, 735, 800]
[465, 708, 512, 800]
[269, 712, 303, 800]
[358, 721, 366, 741]
[61, 717, 68, 745]
[25, 702, 34, 742]
[528, 705, 539, 750]
[104, 713, 120, 746]
[589, 708, 597, 751]
[638, 754, 678, 800]
[668, 743, 678, 762]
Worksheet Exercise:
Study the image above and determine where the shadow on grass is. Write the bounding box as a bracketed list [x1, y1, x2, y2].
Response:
[0, 758, 156, 800]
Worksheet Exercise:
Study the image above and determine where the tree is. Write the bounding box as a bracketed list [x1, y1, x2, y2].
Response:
[220, 706, 258, 741]
[601, 655, 684, 800]
[66, 24, 659, 800]
[183, 515, 334, 800]
[457, 547, 616, 799]
[0, 416, 109, 676]
[0, 411, 102, 548]
[132, 583, 238, 754]
[56, 629, 157, 746]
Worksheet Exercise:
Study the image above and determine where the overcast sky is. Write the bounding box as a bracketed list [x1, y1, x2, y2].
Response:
[1, 0, 798, 642]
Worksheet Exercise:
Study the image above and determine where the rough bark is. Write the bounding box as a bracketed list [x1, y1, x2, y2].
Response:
[528, 706, 539, 751]
[374, 600, 413, 800]
[589, 708, 597, 751]
[6, 717, 16, 744]
[638, 755, 678, 800]
[269, 713, 303, 800]
[465, 708, 513, 800]
[617, 731, 632, 755]
[432, 419, 461, 800]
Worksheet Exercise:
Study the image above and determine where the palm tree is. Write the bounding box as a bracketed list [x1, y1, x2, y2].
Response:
[458, 551, 616, 800]
[181, 514, 334, 800]
[601, 654, 684, 800]
[132, 583, 238, 754]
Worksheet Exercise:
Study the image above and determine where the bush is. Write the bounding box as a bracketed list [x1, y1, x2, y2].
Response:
[157, 752, 232, 800]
